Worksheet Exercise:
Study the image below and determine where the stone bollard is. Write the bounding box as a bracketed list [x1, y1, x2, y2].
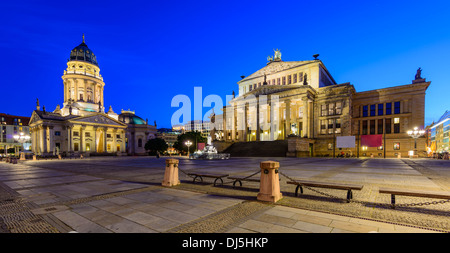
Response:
[162, 159, 180, 187]
[20, 152, 26, 161]
[257, 161, 282, 203]
[33, 155, 36, 161]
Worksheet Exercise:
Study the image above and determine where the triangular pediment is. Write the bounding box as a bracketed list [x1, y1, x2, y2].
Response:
[239, 60, 316, 83]
[29, 111, 42, 125]
[69, 113, 127, 127]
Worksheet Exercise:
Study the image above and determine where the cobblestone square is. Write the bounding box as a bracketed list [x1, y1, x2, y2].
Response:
[1, 157, 449, 233]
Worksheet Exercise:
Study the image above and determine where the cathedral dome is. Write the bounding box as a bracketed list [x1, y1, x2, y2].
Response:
[68, 35, 98, 66]
[119, 111, 147, 125]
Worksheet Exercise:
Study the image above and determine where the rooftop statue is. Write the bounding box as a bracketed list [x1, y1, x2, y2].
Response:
[415, 67, 422, 80]
[274, 49, 282, 61]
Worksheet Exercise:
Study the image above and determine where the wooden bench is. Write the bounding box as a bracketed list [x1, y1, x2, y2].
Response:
[287, 180, 364, 202]
[378, 187, 450, 208]
[227, 176, 260, 188]
[187, 173, 229, 186]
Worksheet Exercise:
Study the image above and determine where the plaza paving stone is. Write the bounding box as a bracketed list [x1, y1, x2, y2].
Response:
[0, 156, 449, 234]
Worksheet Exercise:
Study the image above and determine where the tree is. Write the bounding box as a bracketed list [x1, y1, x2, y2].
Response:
[144, 138, 168, 155]
[173, 131, 206, 154]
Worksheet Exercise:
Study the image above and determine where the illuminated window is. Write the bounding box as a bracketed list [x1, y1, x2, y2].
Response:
[328, 103, 335, 116]
[335, 102, 342, 115]
[86, 143, 90, 151]
[107, 144, 111, 151]
[328, 119, 334, 134]
[335, 118, 341, 134]
[320, 120, 326, 134]
[321, 104, 327, 116]
[393, 142, 400, 150]
[394, 118, 400, 133]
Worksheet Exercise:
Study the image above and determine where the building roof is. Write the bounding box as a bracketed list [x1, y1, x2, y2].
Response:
[68, 35, 98, 66]
[0, 113, 30, 125]
[239, 60, 317, 84]
[118, 112, 147, 125]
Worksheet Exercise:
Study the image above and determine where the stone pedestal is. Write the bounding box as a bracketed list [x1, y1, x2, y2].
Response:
[33, 155, 36, 161]
[257, 161, 282, 203]
[162, 159, 180, 187]
[19, 152, 26, 161]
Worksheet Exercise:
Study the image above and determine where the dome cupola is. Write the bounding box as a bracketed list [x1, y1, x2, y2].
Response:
[68, 34, 98, 66]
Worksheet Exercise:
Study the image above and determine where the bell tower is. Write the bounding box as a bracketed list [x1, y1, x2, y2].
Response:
[61, 35, 105, 116]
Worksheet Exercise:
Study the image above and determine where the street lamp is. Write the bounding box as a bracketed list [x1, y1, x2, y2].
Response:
[407, 127, 425, 156]
[13, 132, 31, 159]
[185, 140, 192, 157]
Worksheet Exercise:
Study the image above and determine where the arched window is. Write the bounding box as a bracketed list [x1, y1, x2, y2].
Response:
[138, 138, 142, 147]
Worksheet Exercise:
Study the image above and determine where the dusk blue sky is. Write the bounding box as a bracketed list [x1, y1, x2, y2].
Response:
[1, 0, 449, 128]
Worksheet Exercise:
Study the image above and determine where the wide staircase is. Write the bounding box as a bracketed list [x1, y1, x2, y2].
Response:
[222, 140, 288, 157]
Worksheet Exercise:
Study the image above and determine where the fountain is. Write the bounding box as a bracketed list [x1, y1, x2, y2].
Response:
[189, 135, 230, 160]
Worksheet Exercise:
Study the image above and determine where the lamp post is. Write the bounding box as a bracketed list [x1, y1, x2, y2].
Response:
[407, 127, 425, 156]
[13, 132, 31, 159]
[185, 140, 192, 157]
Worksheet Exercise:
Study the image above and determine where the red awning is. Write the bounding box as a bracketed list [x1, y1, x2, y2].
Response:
[361, 135, 382, 147]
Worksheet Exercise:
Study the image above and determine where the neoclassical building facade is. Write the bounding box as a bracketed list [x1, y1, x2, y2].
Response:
[29, 36, 156, 156]
[218, 50, 430, 157]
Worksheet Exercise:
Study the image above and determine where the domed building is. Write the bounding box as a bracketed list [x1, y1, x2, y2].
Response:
[29, 35, 156, 156]
[119, 110, 156, 154]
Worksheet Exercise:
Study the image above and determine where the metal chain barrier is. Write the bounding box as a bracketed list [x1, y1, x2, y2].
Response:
[278, 171, 346, 201]
[278, 171, 450, 209]
[176, 162, 450, 209]
[177, 164, 261, 185]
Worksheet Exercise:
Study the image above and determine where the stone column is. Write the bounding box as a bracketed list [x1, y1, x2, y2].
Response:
[104, 128, 108, 152]
[75, 79, 79, 101]
[257, 161, 282, 203]
[42, 126, 47, 154]
[256, 97, 260, 141]
[244, 104, 248, 142]
[162, 159, 180, 187]
[285, 99, 291, 137]
[302, 97, 309, 138]
[94, 127, 98, 152]
[269, 103, 274, 141]
[80, 126, 85, 152]
[67, 125, 73, 153]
